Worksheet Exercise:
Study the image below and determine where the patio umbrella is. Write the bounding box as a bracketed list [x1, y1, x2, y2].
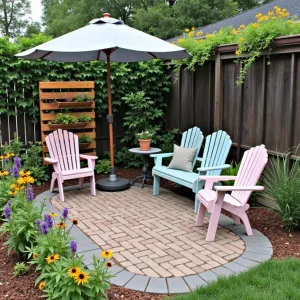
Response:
[16, 13, 190, 191]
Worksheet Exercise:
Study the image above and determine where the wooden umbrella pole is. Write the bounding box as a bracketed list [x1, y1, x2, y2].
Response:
[105, 51, 115, 176]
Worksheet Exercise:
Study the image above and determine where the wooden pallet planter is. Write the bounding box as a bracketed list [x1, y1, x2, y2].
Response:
[39, 81, 96, 161]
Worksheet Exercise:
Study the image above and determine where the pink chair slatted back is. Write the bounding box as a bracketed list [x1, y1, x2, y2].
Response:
[46, 129, 80, 171]
[232, 145, 268, 205]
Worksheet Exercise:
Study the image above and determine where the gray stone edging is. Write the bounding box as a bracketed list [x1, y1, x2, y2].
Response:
[36, 187, 273, 295]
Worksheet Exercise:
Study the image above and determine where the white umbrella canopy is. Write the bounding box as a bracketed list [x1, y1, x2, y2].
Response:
[16, 13, 190, 191]
[16, 14, 189, 62]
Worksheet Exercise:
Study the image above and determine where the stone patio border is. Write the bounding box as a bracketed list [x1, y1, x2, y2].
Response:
[36, 186, 273, 295]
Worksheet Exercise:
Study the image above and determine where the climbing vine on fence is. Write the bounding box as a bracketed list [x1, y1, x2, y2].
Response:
[0, 34, 170, 124]
[173, 6, 300, 85]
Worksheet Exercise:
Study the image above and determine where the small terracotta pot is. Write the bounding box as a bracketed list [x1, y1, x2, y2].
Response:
[139, 139, 151, 151]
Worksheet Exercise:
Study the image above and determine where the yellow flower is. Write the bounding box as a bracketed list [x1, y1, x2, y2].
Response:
[39, 281, 46, 290]
[177, 39, 183, 43]
[68, 267, 81, 278]
[287, 20, 293, 24]
[9, 190, 18, 196]
[188, 31, 194, 37]
[18, 185, 24, 191]
[19, 170, 31, 177]
[56, 222, 67, 229]
[196, 31, 203, 37]
[255, 13, 263, 19]
[0, 170, 9, 177]
[75, 271, 89, 285]
[239, 24, 245, 30]
[252, 23, 259, 28]
[263, 15, 269, 21]
[200, 39, 204, 43]
[33, 253, 38, 259]
[192, 27, 195, 30]
[3, 155, 9, 160]
[105, 261, 113, 268]
[10, 184, 16, 189]
[185, 28, 190, 33]
[49, 213, 58, 218]
[235, 50, 241, 55]
[272, 16, 277, 20]
[0, 156, 4, 159]
[45, 254, 59, 264]
[101, 250, 113, 259]
[239, 37, 244, 42]
[17, 176, 34, 185]
[231, 29, 237, 35]
[268, 10, 274, 15]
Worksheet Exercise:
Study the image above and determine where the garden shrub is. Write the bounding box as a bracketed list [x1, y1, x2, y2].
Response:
[13, 262, 30, 276]
[221, 160, 240, 186]
[174, 6, 300, 85]
[264, 154, 300, 231]
[95, 159, 111, 174]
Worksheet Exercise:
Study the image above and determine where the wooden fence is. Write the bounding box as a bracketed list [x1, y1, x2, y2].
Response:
[166, 35, 300, 161]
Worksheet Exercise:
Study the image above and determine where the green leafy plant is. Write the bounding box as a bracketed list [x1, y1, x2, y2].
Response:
[221, 160, 240, 186]
[13, 262, 30, 276]
[264, 154, 300, 231]
[174, 6, 300, 85]
[95, 159, 111, 174]
[122, 91, 164, 145]
[158, 128, 179, 153]
[74, 94, 92, 102]
[50, 113, 78, 125]
[136, 130, 153, 140]
[78, 115, 92, 123]
[78, 134, 94, 144]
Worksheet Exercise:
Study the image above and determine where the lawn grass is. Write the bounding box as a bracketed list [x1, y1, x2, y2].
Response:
[168, 258, 300, 300]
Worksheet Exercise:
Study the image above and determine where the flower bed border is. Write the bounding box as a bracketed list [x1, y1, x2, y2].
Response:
[36, 186, 273, 294]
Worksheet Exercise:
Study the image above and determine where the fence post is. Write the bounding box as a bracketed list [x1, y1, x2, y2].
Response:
[214, 52, 223, 131]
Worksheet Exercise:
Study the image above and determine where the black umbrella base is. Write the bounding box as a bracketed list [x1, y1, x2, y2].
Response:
[96, 177, 130, 192]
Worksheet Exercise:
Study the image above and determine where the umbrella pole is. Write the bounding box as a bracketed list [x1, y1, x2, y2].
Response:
[106, 53, 116, 182]
[96, 50, 130, 191]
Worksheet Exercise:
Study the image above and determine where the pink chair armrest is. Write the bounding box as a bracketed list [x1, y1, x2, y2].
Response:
[44, 157, 58, 164]
[215, 186, 264, 192]
[80, 154, 98, 160]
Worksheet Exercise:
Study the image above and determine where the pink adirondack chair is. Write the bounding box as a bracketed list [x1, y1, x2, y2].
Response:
[195, 145, 268, 242]
[44, 129, 98, 202]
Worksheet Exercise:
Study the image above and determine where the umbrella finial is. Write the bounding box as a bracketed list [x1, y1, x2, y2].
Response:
[104, 13, 110, 18]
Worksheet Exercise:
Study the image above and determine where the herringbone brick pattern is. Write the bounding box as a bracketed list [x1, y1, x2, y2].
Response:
[51, 187, 245, 277]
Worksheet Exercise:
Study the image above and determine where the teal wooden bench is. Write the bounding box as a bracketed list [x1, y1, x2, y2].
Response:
[151, 128, 232, 212]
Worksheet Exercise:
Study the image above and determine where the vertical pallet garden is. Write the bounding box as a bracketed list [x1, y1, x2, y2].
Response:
[39, 82, 96, 161]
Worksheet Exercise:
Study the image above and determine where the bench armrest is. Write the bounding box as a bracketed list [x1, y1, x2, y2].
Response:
[151, 153, 173, 167]
[197, 164, 230, 173]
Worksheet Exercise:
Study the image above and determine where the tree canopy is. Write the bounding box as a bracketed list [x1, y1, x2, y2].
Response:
[41, 0, 272, 39]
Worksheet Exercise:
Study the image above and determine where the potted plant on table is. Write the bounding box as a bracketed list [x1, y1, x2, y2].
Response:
[136, 131, 153, 151]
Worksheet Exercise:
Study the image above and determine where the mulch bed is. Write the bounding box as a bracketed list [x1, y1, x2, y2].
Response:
[1, 167, 300, 299]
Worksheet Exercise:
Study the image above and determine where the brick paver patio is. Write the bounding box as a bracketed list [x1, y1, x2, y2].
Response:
[51, 186, 245, 278]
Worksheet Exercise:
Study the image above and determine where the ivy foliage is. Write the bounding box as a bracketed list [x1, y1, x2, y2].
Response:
[174, 6, 300, 85]
[0, 34, 170, 127]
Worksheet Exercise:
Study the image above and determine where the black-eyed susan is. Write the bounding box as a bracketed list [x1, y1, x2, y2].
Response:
[0, 170, 9, 177]
[19, 170, 31, 177]
[10, 183, 16, 189]
[75, 271, 89, 285]
[7, 152, 15, 158]
[33, 253, 38, 259]
[38, 281, 46, 290]
[72, 219, 79, 225]
[56, 222, 67, 229]
[101, 250, 113, 259]
[45, 253, 59, 264]
[17, 176, 34, 185]
[105, 261, 113, 268]
[67, 267, 81, 278]
[9, 190, 18, 196]
[49, 213, 58, 218]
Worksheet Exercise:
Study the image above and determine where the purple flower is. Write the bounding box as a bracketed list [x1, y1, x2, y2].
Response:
[4, 205, 11, 220]
[7, 167, 12, 175]
[70, 240, 77, 254]
[39, 222, 49, 235]
[13, 165, 19, 178]
[62, 208, 68, 219]
[5, 158, 8, 164]
[44, 214, 53, 228]
[7, 200, 11, 206]
[26, 185, 34, 201]
[14, 156, 21, 169]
